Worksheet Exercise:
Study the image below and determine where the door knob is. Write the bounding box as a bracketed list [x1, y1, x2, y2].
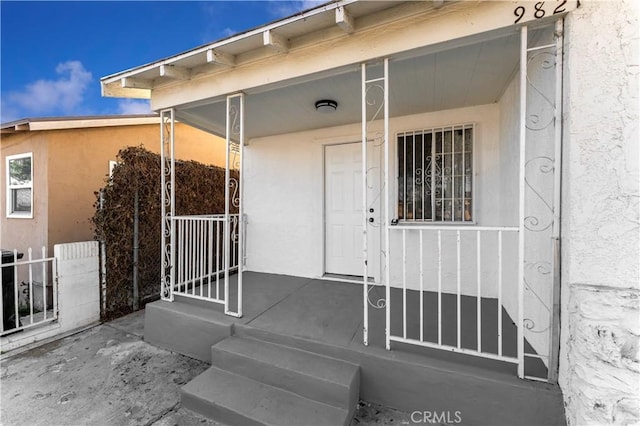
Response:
[368, 218, 374, 223]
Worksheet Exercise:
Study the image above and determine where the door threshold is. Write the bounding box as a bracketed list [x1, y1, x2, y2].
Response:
[320, 273, 375, 284]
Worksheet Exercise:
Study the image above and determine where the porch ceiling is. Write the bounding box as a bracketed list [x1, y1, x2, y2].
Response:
[176, 33, 520, 139]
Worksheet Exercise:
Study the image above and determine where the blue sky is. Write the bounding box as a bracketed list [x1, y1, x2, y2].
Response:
[0, 1, 321, 123]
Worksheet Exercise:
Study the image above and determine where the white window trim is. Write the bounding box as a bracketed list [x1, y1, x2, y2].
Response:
[396, 122, 477, 225]
[6, 152, 34, 219]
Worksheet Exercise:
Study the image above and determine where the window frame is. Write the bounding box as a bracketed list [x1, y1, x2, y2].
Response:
[396, 123, 476, 224]
[6, 152, 34, 219]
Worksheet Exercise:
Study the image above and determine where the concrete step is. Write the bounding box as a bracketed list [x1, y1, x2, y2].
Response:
[210, 336, 360, 412]
[182, 365, 352, 426]
[144, 300, 233, 362]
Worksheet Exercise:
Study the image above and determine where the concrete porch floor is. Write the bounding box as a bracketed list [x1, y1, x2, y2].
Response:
[0, 309, 410, 426]
[146, 271, 565, 426]
[172, 271, 544, 376]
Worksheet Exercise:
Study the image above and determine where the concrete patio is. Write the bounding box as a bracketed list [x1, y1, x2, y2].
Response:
[0, 309, 409, 426]
[144, 272, 564, 425]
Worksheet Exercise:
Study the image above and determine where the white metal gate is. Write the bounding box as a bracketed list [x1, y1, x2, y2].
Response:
[160, 93, 245, 317]
[363, 21, 564, 382]
[0, 247, 58, 336]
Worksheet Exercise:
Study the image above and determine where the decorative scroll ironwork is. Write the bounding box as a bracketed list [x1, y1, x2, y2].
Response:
[160, 110, 174, 301]
[229, 177, 240, 208]
[521, 34, 559, 376]
[367, 284, 386, 309]
[522, 261, 551, 334]
[526, 52, 556, 131]
[364, 66, 386, 311]
[524, 156, 554, 232]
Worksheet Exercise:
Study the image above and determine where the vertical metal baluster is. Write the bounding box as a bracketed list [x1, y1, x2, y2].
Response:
[216, 220, 220, 300]
[190, 220, 195, 294]
[194, 220, 198, 295]
[463, 126, 466, 222]
[41, 248, 47, 319]
[431, 133, 436, 221]
[184, 220, 189, 294]
[182, 220, 186, 294]
[50, 248, 57, 320]
[12, 250, 19, 327]
[456, 230, 461, 349]
[404, 133, 407, 219]
[412, 131, 416, 221]
[438, 230, 442, 345]
[402, 229, 407, 339]
[477, 230, 482, 352]
[419, 230, 424, 342]
[441, 130, 445, 221]
[28, 248, 33, 324]
[200, 219, 205, 297]
[180, 220, 185, 292]
[421, 133, 425, 220]
[208, 219, 213, 299]
[451, 127, 455, 221]
[498, 230, 504, 357]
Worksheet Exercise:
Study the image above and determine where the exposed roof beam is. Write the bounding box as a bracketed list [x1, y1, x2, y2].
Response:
[121, 77, 153, 90]
[160, 64, 190, 80]
[263, 29, 289, 53]
[206, 49, 236, 67]
[335, 6, 355, 34]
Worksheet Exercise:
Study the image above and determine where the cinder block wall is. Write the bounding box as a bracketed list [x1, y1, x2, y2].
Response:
[55, 241, 100, 333]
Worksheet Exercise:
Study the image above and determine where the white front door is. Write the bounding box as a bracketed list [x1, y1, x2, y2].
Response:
[325, 142, 380, 279]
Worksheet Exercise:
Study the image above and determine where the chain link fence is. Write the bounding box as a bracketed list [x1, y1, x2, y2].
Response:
[92, 146, 235, 320]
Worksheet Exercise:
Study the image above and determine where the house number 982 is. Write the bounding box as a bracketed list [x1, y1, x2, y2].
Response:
[514, 1, 567, 24]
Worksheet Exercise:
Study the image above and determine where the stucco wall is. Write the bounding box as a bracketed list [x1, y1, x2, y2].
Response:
[559, 0, 640, 424]
[245, 103, 520, 297]
[1, 132, 49, 253]
[46, 122, 225, 252]
[0, 122, 224, 258]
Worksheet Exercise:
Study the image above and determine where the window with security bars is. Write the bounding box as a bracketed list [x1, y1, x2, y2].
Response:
[398, 124, 473, 222]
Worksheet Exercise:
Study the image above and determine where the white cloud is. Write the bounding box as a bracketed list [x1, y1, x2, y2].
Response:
[7, 61, 92, 116]
[220, 27, 236, 38]
[267, 1, 324, 18]
[117, 99, 152, 115]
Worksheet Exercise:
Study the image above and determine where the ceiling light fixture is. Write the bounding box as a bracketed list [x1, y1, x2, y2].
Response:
[315, 99, 338, 113]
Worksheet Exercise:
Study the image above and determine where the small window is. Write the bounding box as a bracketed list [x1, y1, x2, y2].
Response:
[398, 124, 473, 222]
[6, 153, 33, 218]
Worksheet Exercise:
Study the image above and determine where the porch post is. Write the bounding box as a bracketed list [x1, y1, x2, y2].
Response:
[548, 18, 564, 384]
[361, 64, 368, 345]
[160, 108, 176, 302]
[224, 93, 244, 317]
[361, 59, 390, 347]
[517, 25, 528, 379]
[383, 58, 390, 351]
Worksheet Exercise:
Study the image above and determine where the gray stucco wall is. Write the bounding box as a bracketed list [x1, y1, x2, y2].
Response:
[559, 0, 639, 424]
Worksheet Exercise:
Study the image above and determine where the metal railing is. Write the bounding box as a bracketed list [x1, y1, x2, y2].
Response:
[171, 214, 240, 304]
[387, 225, 520, 364]
[0, 247, 58, 336]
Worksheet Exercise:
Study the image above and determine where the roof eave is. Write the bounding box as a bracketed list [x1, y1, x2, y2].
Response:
[100, 0, 367, 100]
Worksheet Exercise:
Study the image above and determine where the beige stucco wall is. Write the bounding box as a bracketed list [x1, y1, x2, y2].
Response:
[1, 132, 49, 254]
[1, 122, 225, 256]
[559, 0, 640, 424]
